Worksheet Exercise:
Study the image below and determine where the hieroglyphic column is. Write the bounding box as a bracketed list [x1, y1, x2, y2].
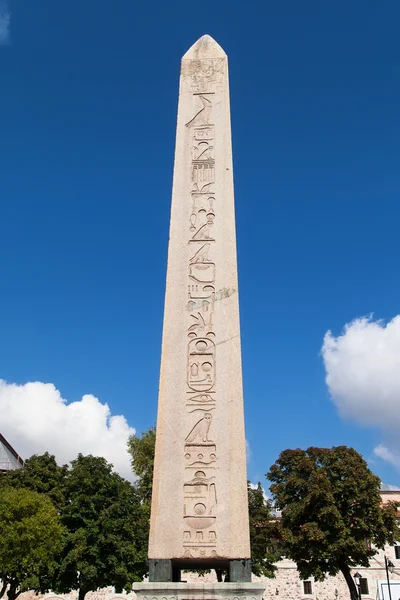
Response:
[148, 35, 250, 568]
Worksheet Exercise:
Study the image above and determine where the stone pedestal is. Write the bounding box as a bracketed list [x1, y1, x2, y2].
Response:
[148, 560, 252, 583]
[132, 582, 265, 600]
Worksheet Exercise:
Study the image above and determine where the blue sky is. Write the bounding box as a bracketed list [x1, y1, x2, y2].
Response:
[1, 0, 400, 485]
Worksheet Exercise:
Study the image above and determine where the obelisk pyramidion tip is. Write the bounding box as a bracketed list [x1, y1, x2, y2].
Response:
[182, 34, 226, 59]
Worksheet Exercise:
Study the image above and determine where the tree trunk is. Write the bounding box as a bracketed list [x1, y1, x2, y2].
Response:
[340, 564, 360, 600]
[215, 569, 224, 582]
[7, 581, 18, 600]
[78, 588, 87, 600]
[0, 578, 8, 599]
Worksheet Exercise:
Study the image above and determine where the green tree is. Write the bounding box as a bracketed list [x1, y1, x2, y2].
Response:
[0, 452, 67, 508]
[127, 427, 156, 558]
[127, 427, 277, 579]
[267, 446, 400, 600]
[127, 426, 155, 508]
[0, 487, 65, 600]
[54, 454, 147, 600]
[248, 482, 280, 577]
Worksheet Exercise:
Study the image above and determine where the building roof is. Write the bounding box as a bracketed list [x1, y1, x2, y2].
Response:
[0, 433, 24, 471]
[380, 484, 400, 492]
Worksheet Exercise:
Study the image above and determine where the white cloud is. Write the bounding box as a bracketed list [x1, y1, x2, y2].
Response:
[0, 379, 136, 480]
[374, 445, 400, 468]
[321, 315, 400, 470]
[0, 1, 10, 45]
[249, 481, 270, 502]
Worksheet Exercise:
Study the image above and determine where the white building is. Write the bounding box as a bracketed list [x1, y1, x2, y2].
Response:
[0, 432, 24, 472]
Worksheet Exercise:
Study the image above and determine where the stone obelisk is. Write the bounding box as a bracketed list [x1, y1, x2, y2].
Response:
[134, 37, 263, 594]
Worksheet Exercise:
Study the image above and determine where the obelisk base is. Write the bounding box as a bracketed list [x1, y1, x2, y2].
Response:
[148, 560, 252, 583]
[132, 582, 265, 600]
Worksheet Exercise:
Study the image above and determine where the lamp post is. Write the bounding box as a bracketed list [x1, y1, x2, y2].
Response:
[384, 556, 395, 600]
[353, 572, 362, 600]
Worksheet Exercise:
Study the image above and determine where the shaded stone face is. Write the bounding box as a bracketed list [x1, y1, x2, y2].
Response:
[132, 582, 265, 600]
[148, 35, 250, 562]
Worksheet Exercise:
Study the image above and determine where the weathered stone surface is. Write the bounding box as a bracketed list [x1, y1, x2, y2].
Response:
[148, 34, 250, 562]
[132, 582, 265, 600]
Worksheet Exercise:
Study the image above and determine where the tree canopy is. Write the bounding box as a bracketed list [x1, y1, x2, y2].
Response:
[126, 427, 156, 564]
[0, 452, 67, 508]
[267, 446, 400, 600]
[1, 451, 148, 600]
[53, 454, 148, 600]
[127, 426, 155, 509]
[0, 487, 65, 600]
[248, 482, 279, 577]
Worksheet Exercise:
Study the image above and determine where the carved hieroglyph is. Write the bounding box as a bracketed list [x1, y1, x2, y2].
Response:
[148, 35, 250, 561]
